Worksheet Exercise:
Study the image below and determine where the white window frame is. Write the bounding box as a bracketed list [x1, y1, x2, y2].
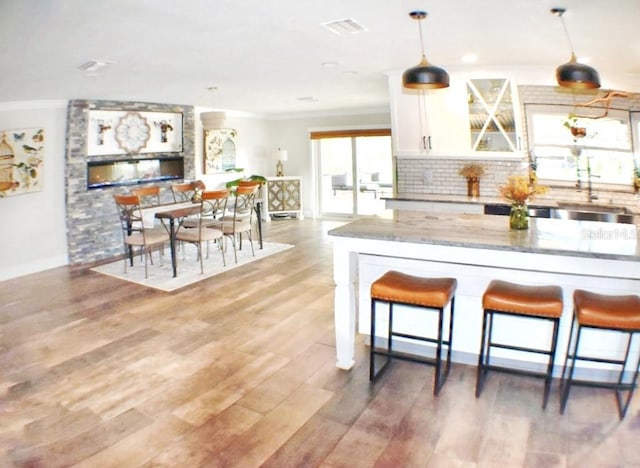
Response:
[525, 104, 633, 186]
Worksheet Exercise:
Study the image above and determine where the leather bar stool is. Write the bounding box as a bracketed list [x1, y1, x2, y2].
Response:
[560, 289, 640, 419]
[476, 279, 563, 408]
[369, 271, 457, 396]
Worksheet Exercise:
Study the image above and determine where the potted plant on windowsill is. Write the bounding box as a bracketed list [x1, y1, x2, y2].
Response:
[564, 113, 586, 139]
[458, 163, 486, 198]
[634, 167, 640, 194]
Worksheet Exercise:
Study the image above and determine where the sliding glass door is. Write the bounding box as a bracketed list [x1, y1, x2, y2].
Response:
[313, 130, 393, 217]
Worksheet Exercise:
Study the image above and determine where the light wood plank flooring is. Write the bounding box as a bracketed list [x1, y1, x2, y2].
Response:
[1, 218, 639, 467]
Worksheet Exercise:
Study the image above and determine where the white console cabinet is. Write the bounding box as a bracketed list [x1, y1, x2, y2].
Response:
[263, 176, 303, 220]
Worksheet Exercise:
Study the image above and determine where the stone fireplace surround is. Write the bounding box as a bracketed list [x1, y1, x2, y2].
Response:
[65, 99, 195, 266]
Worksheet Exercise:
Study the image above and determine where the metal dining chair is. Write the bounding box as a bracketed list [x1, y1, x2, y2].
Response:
[175, 190, 228, 273]
[113, 194, 169, 279]
[222, 184, 259, 263]
[131, 185, 162, 207]
[170, 181, 198, 202]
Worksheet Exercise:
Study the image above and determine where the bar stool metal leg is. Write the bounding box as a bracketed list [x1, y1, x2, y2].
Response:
[615, 333, 640, 418]
[434, 299, 454, 395]
[370, 298, 390, 381]
[559, 312, 578, 413]
[543, 318, 561, 409]
[561, 314, 640, 419]
[475, 308, 490, 398]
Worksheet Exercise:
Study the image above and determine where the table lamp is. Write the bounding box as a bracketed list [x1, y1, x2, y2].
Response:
[274, 148, 288, 177]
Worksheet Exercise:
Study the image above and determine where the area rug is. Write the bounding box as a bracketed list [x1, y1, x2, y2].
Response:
[91, 241, 293, 292]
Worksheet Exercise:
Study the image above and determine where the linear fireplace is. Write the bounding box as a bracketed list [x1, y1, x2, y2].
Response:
[87, 156, 184, 189]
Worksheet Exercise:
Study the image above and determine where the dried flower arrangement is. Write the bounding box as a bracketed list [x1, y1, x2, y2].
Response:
[499, 175, 548, 204]
[458, 164, 486, 180]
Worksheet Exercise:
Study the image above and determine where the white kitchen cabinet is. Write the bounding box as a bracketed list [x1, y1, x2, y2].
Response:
[388, 72, 471, 157]
[388, 73, 431, 156]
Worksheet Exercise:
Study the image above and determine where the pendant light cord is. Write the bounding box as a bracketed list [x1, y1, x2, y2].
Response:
[559, 15, 576, 57]
[553, 8, 576, 58]
[417, 18, 426, 58]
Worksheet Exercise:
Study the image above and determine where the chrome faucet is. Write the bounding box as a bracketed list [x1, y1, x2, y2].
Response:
[576, 154, 599, 202]
[587, 174, 600, 201]
[586, 157, 599, 201]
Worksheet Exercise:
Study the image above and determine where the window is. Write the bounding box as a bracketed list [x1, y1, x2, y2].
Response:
[526, 104, 633, 185]
[632, 111, 640, 167]
[310, 129, 392, 217]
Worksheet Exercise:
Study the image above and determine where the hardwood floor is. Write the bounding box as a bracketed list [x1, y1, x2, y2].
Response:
[1, 218, 639, 467]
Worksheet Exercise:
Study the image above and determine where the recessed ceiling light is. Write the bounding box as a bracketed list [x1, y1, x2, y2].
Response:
[321, 19, 366, 35]
[322, 62, 339, 68]
[297, 96, 319, 102]
[461, 53, 478, 64]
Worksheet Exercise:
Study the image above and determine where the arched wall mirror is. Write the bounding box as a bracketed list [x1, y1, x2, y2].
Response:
[204, 128, 237, 174]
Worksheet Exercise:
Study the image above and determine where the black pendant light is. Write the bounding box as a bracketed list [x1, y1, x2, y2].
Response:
[402, 11, 449, 90]
[551, 7, 600, 89]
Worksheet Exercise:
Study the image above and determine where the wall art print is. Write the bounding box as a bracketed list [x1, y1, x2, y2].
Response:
[204, 128, 237, 174]
[0, 128, 44, 198]
[87, 110, 183, 156]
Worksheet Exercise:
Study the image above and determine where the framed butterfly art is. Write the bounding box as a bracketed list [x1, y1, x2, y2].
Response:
[0, 127, 44, 198]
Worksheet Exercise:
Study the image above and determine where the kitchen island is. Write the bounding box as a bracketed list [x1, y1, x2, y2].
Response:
[328, 211, 640, 379]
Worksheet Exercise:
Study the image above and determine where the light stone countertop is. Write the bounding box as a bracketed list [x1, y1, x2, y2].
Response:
[382, 193, 503, 205]
[328, 211, 640, 261]
[384, 192, 640, 214]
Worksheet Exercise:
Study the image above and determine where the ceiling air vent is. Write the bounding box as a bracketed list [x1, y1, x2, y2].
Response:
[77, 60, 113, 73]
[321, 19, 366, 35]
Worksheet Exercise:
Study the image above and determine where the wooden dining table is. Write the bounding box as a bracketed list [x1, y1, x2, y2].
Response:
[153, 203, 200, 278]
[148, 197, 264, 278]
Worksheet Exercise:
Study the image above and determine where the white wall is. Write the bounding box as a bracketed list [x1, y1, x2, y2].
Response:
[0, 101, 68, 281]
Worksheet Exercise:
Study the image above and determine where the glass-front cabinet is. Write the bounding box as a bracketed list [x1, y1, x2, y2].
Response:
[467, 78, 520, 153]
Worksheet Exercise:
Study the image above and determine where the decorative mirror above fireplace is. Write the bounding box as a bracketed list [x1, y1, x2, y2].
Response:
[87, 110, 183, 156]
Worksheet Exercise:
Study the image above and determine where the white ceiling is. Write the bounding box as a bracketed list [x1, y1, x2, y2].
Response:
[1, 0, 639, 117]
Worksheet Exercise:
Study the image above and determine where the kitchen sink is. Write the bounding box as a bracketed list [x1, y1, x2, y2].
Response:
[550, 209, 635, 224]
[484, 202, 636, 224]
[555, 202, 632, 214]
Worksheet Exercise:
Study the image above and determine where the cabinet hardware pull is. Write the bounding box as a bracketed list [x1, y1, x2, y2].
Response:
[428, 135, 432, 150]
[422, 135, 426, 150]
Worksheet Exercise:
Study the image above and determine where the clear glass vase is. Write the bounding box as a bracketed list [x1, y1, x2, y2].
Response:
[509, 203, 529, 230]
